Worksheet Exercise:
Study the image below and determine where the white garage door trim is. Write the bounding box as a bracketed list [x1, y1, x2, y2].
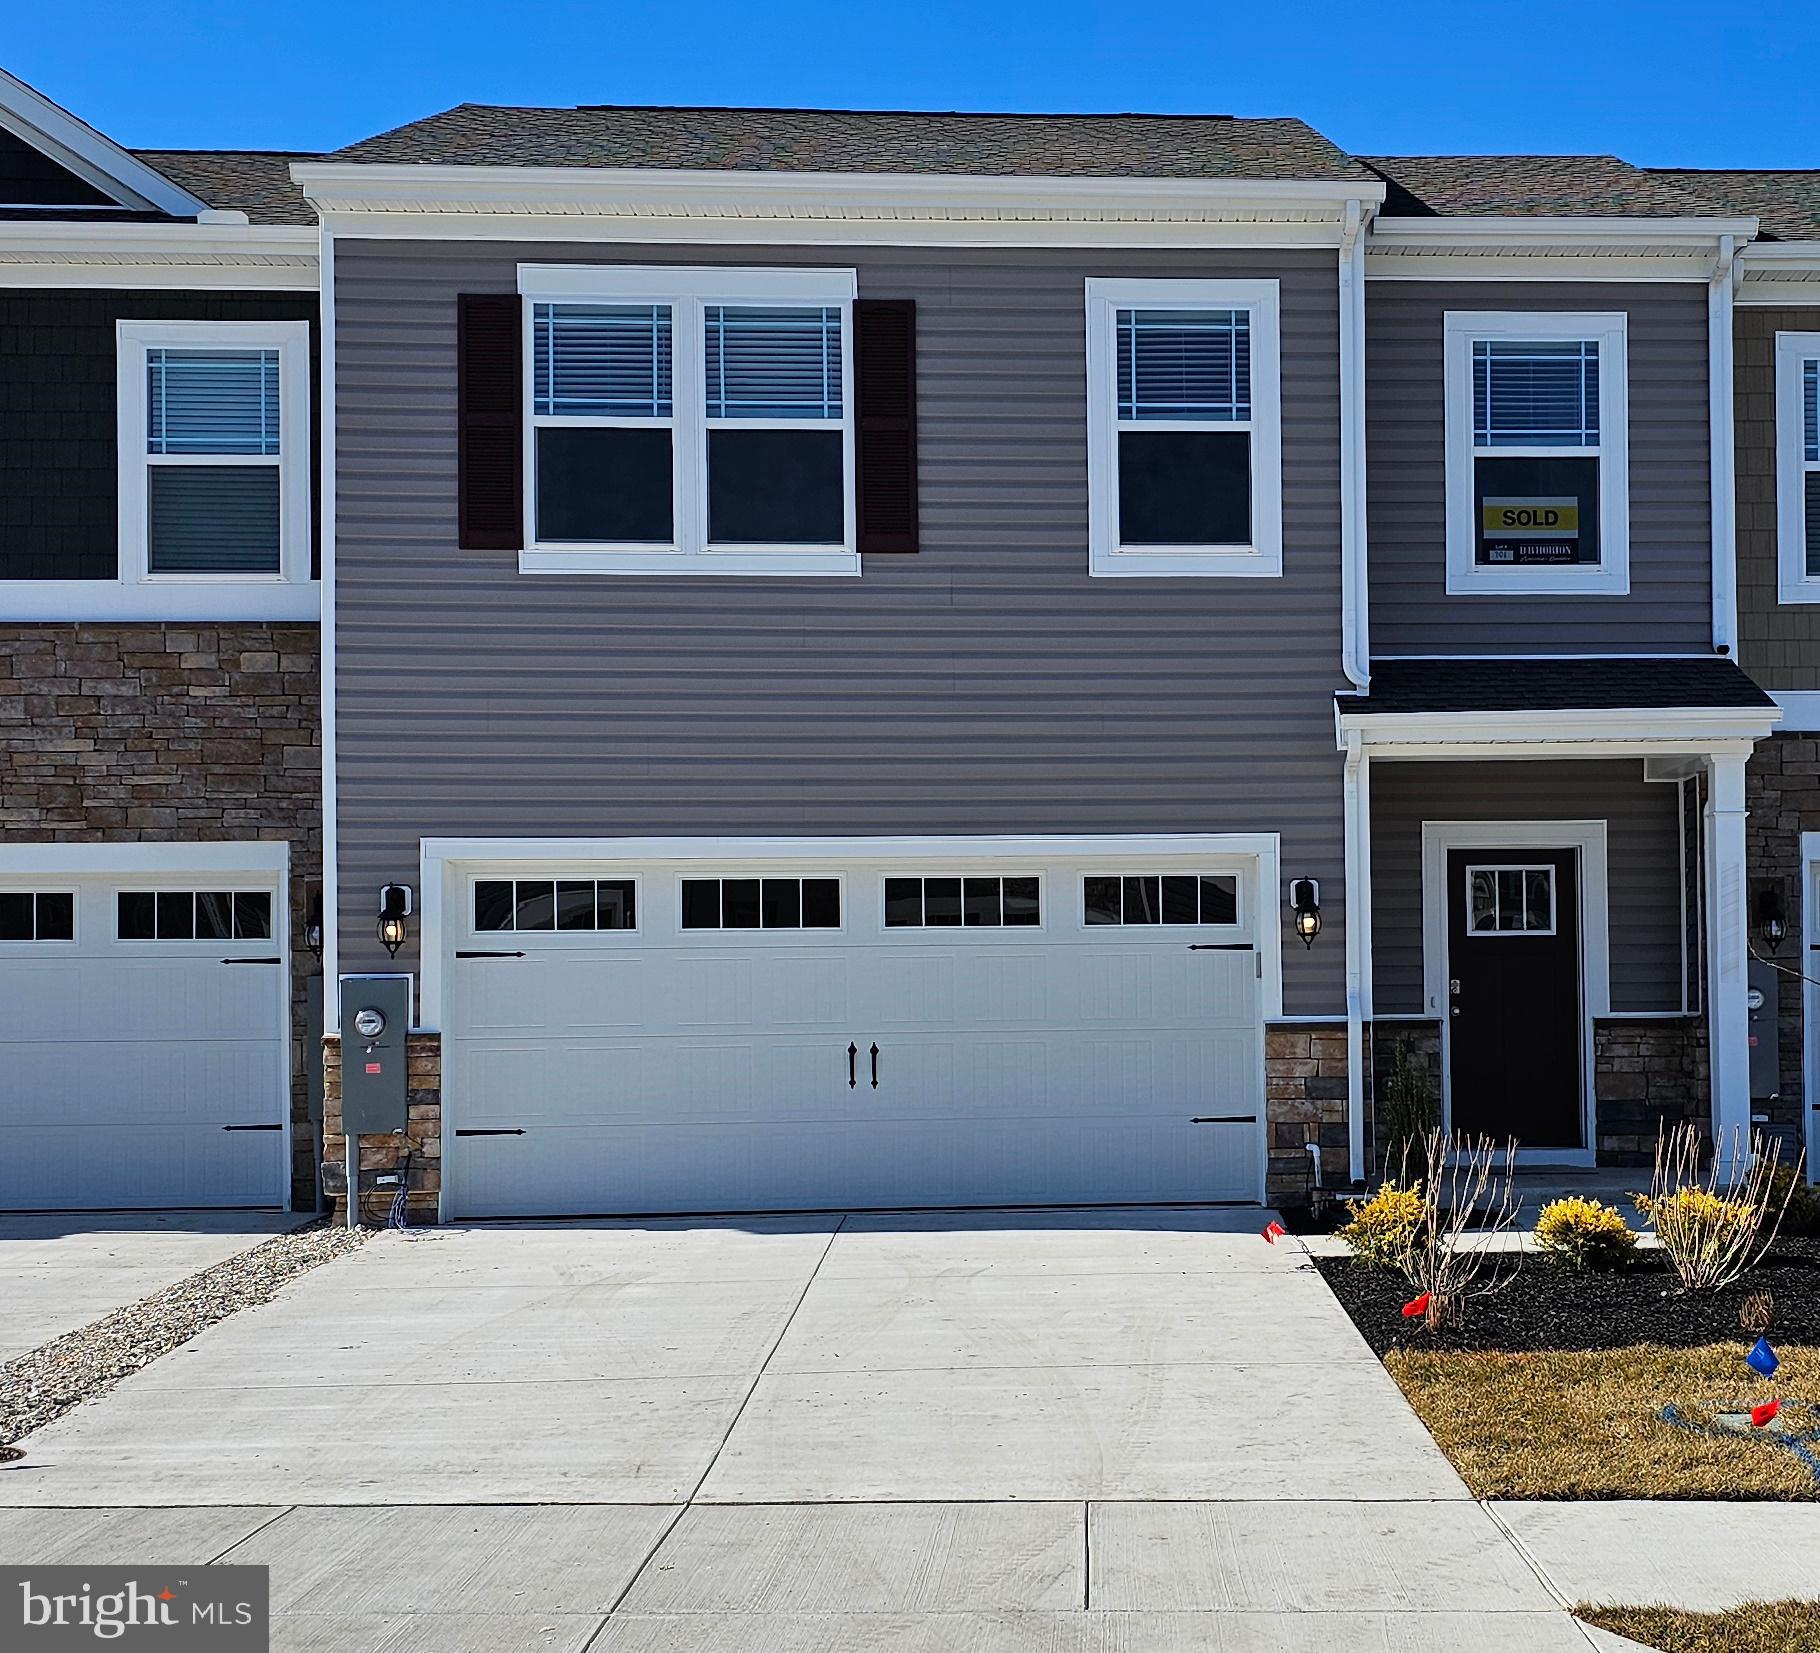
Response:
[0, 840, 291, 1211]
[424, 833, 1280, 1219]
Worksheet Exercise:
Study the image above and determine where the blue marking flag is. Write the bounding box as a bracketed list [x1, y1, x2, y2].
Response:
[1747, 1337, 1781, 1378]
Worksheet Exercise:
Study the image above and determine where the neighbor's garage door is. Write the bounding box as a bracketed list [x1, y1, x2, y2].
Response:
[444, 854, 1264, 1217]
[0, 872, 288, 1210]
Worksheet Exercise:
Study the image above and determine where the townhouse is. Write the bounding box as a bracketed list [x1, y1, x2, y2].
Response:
[0, 71, 1813, 1220]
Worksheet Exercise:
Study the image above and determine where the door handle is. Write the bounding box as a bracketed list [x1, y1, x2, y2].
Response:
[847, 1042, 858, 1089]
[870, 1042, 880, 1089]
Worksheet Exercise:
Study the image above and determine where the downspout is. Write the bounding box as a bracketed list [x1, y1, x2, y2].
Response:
[1339, 199, 1371, 690]
[1342, 730, 1371, 1184]
[1709, 234, 1739, 657]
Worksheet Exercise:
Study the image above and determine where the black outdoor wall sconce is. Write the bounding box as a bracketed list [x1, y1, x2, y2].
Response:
[377, 884, 413, 957]
[1289, 877, 1322, 949]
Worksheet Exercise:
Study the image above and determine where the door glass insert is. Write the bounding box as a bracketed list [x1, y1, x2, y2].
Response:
[1083, 872, 1239, 926]
[680, 877, 841, 930]
[1465, 865, 1556, 935]
[473, 878, 637, 933]
[883, 875, 1041, 929]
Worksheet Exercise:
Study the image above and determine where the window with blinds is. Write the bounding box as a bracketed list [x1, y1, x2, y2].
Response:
[1805, 357, 1820, 578]
[524, 276, 853, 565]
[143, 348, 282, 573]
[1457, 324, 1617, 575]
[1112, 307, 1255, 549]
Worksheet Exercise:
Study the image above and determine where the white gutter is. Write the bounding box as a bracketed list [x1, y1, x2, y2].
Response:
[1341, 731, 1371, 1183]
[1710, 234, 1740, 657]
[319, 220, 338, 1028]
[1338, 199, 1370, 690]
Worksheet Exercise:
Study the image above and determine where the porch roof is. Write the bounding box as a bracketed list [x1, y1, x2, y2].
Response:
[1344, 656, 1775, 716]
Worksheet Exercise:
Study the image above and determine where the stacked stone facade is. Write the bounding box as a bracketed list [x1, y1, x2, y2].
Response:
[1263, 1023, 1350, 1205]
[1746, 735, 1818, 1149]
[321, 1033, 443, 1224]
[0, 621, 322, 1206]
[1592, 1015, 1709, 1166]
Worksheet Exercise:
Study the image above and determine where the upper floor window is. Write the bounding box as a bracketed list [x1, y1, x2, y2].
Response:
[1775, 332, 1820, 604]
[1443, 311, 1629, 597]
[1084, 278, 1282, 578]
[117, 320, 312, 589]
[519, 265, 857, 577]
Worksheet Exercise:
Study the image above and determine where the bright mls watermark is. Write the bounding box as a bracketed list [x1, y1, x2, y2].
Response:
[1, 1567, 268, 1650]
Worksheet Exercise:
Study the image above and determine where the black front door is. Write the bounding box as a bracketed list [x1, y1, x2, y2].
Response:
[1446, 847, 1582, 1146]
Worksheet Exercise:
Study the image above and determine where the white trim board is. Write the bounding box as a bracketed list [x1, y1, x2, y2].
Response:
[1771, 692, 1820, 732]
[0, 841, 289, 874]
[1421, 819, 1609, 1160]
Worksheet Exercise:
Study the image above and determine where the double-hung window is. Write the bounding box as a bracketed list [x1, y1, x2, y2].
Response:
[117, 319, 311, 587]
[1444, 311, 1629, 596]
[521, 265, 857, 576]
[1085, 278, 1282, 577]
[1774, 332, 1820, 603]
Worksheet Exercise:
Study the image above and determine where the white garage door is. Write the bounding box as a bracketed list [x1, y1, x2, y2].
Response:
[443, 849, 1266, 1217]
[0, 864, 289, 1210]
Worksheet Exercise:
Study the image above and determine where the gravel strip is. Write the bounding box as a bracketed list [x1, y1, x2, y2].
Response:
[0, 1221, 368, 1447]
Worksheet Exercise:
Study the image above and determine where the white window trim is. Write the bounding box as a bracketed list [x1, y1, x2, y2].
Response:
[1775, 332, 1820, 604]
[114, 318, 313, 593]
[1443, 310, 1630, 597]
[517, 264, 859, 578]
[1084, 277, 1282, 578]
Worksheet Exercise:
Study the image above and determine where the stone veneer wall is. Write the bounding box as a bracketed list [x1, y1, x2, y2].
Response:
[1747, 735, 1817, 1149]
[1593, 1015, 1709, 1166]
[0, 622, 322, 1207]
[1366, 1020, 1442, 1178]
[1263, 1024, 1350, 1205]
[321, 1033, 442, 1224]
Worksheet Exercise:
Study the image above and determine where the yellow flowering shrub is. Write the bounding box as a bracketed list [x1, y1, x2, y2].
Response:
[1338, 1181, 1423, 1270]
[1533, 1196, 1637, 1272]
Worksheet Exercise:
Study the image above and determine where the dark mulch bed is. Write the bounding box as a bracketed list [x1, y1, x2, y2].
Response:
[1315, 1235, 1820, 1357]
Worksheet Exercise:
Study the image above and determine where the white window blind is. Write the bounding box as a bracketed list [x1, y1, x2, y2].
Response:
[1116, 309, 1250, 422]
[533, 304, 673, 418]
[146, 349, 280, 455]
[1472, 339, 1600, 447]
[704, 306, 842, 420]
[1805, 358, 1818, 464]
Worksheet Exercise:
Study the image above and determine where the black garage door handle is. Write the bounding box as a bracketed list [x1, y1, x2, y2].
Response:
[223, 1123, 282, 1132]
[456, 950, 527, 959]
[1191, 1115, 1257, 1125]
[221, 956, 282, 965]
[455, 1128, 526, 1137]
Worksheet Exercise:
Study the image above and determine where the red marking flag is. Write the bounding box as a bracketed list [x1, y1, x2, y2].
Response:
[1751, 1400, 1782, 1429]
[1260, 1221, 1286, 1244]
[1401, 1292, 1432, 1320]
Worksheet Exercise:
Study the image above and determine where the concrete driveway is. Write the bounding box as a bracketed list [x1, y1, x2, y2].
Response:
[0, 1212, 309, 1361]
[0, 1209, 1602, 1650]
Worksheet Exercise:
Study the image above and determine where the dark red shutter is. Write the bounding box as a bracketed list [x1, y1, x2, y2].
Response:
[458, 293, 523, 550]
[855, 299, 919, 554]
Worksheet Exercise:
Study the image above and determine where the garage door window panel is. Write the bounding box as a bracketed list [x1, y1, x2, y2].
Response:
[117, 890, 272, 942]
[681, 877, 841, 930]
[1084, 873, 1240, 927]
[473, 878, 637, 933]
[0, 891, 74, 942]
[883, 875, 1041, 929]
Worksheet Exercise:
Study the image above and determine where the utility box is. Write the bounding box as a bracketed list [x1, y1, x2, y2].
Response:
[1747, 957, 1781, 1104]
[339, 975, 411, 1135]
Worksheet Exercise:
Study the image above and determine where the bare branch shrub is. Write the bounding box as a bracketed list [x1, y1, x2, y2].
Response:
[1632, 1122, 1801, 1293]
[1397, 1129, 1523, 1330]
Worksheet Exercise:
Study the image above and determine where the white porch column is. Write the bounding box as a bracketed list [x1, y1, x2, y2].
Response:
[1342, 738, 1371, 1184]
[1705, 750, 1753, 1168]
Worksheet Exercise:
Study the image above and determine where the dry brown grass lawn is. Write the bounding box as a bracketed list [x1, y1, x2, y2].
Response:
[1577, 1600, 1820, 1652]
[1385, 1342, 1820, 1499]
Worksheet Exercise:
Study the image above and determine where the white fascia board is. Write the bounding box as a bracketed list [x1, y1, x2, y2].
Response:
[296, 161, 1383, 246]
[1371, 214, 1758, 249]
[1770, 691, 1820, 731]
[0, 221, 319, 289]
[1338, 705, 1781, 747]
[420, 832, 1284, 867]
[0, 67, 212, 218]
[0, 840, 289, 875]
[1736, 245, 1820, 306]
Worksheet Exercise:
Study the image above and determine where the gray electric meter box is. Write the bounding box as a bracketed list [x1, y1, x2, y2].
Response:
[1747, 957, 1780, 1104]
[339, 975, 412, 1134]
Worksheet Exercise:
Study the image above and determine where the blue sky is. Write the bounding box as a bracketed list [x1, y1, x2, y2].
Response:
[11, 0, 1819, 168]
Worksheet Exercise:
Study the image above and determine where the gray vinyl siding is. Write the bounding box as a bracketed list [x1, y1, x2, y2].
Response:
[333, 241, 1350, 1013]
[1370, 759, 1685, 1015]
[1367, 281, 1712, 655]
[1735, 304, 1820, 690]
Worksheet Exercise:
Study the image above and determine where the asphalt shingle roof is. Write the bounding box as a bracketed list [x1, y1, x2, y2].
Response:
[132, 149, 318, 225]
[1362, 153, 1725, 220]
[1343, 657, 1776, 716]
[1647, 169, 1820, 243]
[328, 103, 1373, 183]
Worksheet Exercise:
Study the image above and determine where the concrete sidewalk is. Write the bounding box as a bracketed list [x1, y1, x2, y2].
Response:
[0, 1212, 311, 1362]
